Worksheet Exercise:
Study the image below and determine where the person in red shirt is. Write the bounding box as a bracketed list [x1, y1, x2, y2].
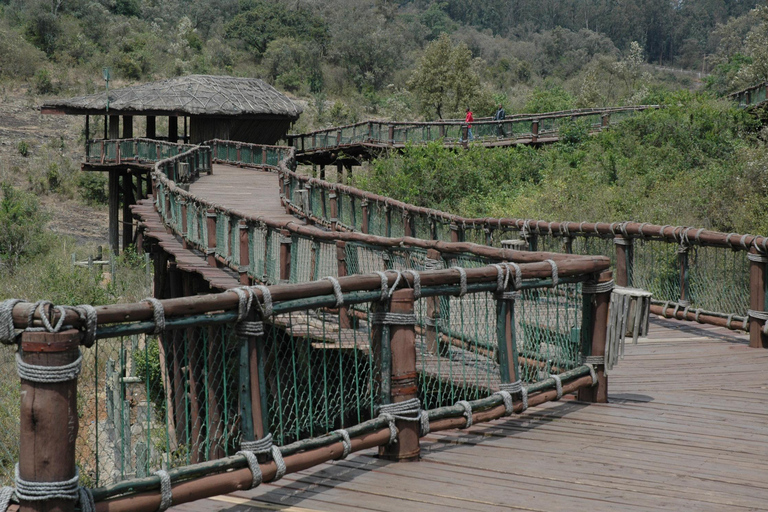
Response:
[462, 107, 474, 142]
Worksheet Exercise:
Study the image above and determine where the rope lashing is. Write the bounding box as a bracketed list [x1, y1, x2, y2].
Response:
[544, 259, 558, 287]
[452, 267, 467, 296]
[240, 434, 287, 482]
[748, 310, 768, 335]
[141, 298, 166, 334]
[26, 300, 67, 333]
[585, 364, 597, 385]
[455, 400, 473, 428]
[748, 252, 768, 263]
[16, 351, 83, 383]
[14, 465, 80, 501]
[402, 270, 421, 299]
[73, 304, 97, 348]
[420, 410, 430, 436]
[227, 287, 254, 322]
[333, 429, 352, 459]
[637, 222, 649, 239]
[740, 234, 752, 249]
[726, 314, 734, 329]
[493, 390, 514, 415]
[551, 374, 563, 400]
[613, 237, 632, 246]
[0, 487, 12, 512]
[236, 321, 264, 338]
[153, 470, 172, 512]
[373, 271, 402, 301]
[582, 355, 603, 365]
[236, 450, 262, 489]
[0, 299, 24, 345]
[725, 233, 737, 249]
[423, 257, 441, 271]
[369, 312, 417, 325]
[521, 387, 528, 411]
[250, 285, 273, 318]
[322, 276, 344, 307]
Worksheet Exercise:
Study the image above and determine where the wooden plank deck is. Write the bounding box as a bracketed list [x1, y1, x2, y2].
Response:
[189, 164, 302, 224]
[171, 317, 768, 512]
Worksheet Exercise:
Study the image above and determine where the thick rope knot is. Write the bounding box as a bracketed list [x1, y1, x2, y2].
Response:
[240, 434, 286, 482]
[499, 380, 527, 414]
[26, 301, 67, 334]
[748, 252, 768, 263]
[235, 321, 264, 338]
[250, 285, 273, 318]
[14, 465, 80, 501]
[551, 374, 563, 400]
[369, 312, 417, 325]
[0, 299, 24, 345]
[585, 364, 598, 385]
[493, 390, 514, 415]
[420, 410, 430, 436]
[748, 310, 768, 335]
[378, 412, 398, 444]
[322, 277, 344, 307]
[141, 298, 165, 334]
[582, 355, 604, 365]
[373, 271, 402, 301]
[236, 450, 262, 489]
[16, 351, 83, 383]
[153, 470, 172, 512]
[0, 487, 13, 512]
[455, 400, 473, 428]
[379, 398, 421, 421]
[333, 429, 352, 459]
[544, 259, 558, 287]
[227, 287, 254, 322]
[452, 267, 467, 297]
[72, 304, 98, 348]
[402, 270, 421, 299]
[582, 280, 614, 295]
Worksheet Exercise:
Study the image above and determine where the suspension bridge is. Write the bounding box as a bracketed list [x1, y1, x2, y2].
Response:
[2, 95, 768, 512]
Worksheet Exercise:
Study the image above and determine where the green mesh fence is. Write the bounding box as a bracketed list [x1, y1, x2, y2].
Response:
[632, 240, 681, 304]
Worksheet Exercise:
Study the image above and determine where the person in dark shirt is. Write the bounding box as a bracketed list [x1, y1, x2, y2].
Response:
[494, 104, 506, 137]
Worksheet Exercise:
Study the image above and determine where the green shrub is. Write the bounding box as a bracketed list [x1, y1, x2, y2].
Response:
[77, 172, 108, 205]
[0, 184, 51, 272]
[16, 141, 28, 157]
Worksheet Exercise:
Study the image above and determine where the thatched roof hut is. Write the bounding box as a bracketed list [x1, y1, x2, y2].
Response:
[41, 75, 303, 144]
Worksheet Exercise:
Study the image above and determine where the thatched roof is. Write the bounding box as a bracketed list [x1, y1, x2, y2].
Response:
[41, 75, 302, 119]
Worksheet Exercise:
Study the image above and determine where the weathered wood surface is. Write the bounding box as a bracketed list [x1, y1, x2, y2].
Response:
[189, 164, 304, 225]
[171, 317, 768, 511]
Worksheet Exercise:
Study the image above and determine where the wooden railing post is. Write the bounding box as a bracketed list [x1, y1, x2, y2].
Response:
[388, 124, 395, 146]
[748, 248, 768, 348]
[19, 326, 82, 512]
[678, 246, 690, 306]
[578, 270, 612, 403]
[614, 236, 633, 287]
[601, 114, 611, 128]
[532, 119, 539, 142]
[496, 286, 520, 385]
[329, 192, 338, 230]
[239, 220, 250, 285]
[279, 229, 292, 282]
[206, 208, 217, 267]
[361, 199, 369, 234]
[378, 288, 420, 461]
[179, 199, 188, 249]
[336, 241, 352, 328]
[450, 222, 462, 243]
[403, 212, 413, 237]
[425, 249, 442, 355]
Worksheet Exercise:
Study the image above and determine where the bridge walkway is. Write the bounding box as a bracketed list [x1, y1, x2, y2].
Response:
[171, 319, 768, 512]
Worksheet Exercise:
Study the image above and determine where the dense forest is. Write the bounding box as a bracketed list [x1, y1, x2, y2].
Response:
[2, 0, 768, 126]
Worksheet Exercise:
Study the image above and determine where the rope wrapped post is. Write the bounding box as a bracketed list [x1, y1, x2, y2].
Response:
[279, 230, 291, 283]
[495, 278, 520, 386]
[19, 327, 82, 512]
[613, 235, 633, 287]
[238, 220, 250, 286]
[205, 208, 217, 267]
[531, 119, 539, 142]
[748, 247, 768, 348]
[378, 289, 420, 462]
[336, 241, 352, 329]
[577, 270, 612, 403]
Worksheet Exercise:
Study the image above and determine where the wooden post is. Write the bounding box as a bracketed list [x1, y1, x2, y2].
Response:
[122, 115, 133, 139]
[577, 270, 612, 403]
[450, 222, 462, 243]
[601, 114, 610, 128]
[496, 290, 519, 385]
[614, 236, 633, 287]
[361, 200, 369, 234]
[109, 114, 120, 139]
[109, 169, 120, 254]
[329, 192, 338, 230]
[388, 124, 395, 146]
[18, 327, 82, 512]
[678, 247, 690, 306]
[146, 116, 156, 139]
[403, 212, 413, 237]
[385, 205, 392, 237]
[336, 241, 352, 328]
[279, 229, 291, 282]
[84, 115, 90, 154]
[180, 199, 188, 249]
[425, 249, 441, 355]
[206, 209, 217, 267]
[122, 172, 135, 251]
[168, 116, 178, 143]
[748, 248, 768, 348]
[239, 220, 250, 285]
[379, 289, 420, 461]
[531, 119, 539, 142]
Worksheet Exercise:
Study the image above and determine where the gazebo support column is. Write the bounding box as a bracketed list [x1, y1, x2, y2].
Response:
[122, 115, 133, 139]
[146, 116, 156, 139]
[168, 116, 178, 143]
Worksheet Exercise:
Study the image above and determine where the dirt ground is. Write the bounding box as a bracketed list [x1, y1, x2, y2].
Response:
[0, 83, 109, 246]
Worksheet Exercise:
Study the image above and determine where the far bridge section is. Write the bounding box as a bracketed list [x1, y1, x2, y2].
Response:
[287, 105, 657, 171]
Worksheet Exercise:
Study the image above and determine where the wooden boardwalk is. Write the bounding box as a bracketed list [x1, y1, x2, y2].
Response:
[171, 317, 768, 512]
[189, 164, 301, 224]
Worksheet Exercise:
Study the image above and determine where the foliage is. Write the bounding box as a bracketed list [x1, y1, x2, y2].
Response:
[77, 172, 108, 206]
[354, 93, 768, 233]
[407, 33, 480, 119]
[16, 141, 29, 157]
[0, 184, 51, 272]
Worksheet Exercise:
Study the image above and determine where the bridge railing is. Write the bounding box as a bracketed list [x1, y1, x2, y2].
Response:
[276, 157, 768, 345]
[287, 106, 658, 152]
[1, 232, 610, 510]
[85, 139, 202, 167]
[729, 81, 768, 108]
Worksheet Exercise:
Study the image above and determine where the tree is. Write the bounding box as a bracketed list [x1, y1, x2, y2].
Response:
[408, 33, 480, 119]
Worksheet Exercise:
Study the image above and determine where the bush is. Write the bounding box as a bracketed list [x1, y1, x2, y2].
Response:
[16, 141, 29, 157]
[0, 184, 51, 272]
[77, 172, 108, 205]
[32, 68, 59, 95]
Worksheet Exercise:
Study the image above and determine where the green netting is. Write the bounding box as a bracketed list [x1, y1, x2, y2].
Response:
[516, 283, 583, 384]
[686, 246, 750, 315]
[230, 215, 241, 268]
[250, 224, 269, 282]
[315, 241, 337, 279]
[75, 325, 241, 488]
[215, 212, 228, 261]
[368, 202, 388, 237]
[290, 236, 314, 284]
[264, 310, 379, 446]
[339, 194, 354, 227]
[352, 198, 365, 232]
[632, 239, 681, 304]
[265, 228, 282, 284]
[413, 214, 432, 240]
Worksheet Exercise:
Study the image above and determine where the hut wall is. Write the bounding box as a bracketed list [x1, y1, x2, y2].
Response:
[190, 117, 292, 145]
